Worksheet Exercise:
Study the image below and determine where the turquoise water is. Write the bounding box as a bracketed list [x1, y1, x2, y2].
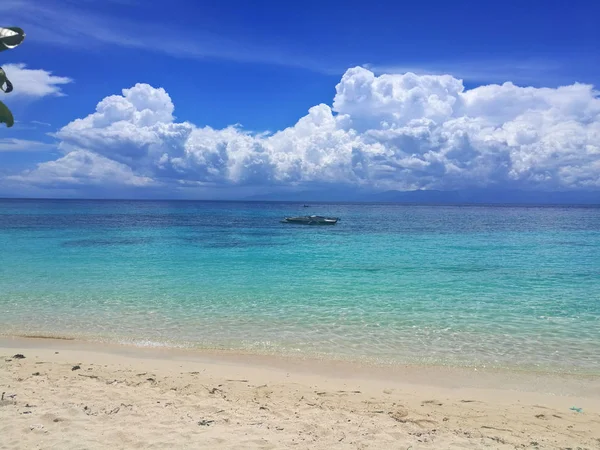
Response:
[1, 199, 599, 373]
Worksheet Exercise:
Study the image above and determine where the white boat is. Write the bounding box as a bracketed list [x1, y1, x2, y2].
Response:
[280, 215, 339, 225]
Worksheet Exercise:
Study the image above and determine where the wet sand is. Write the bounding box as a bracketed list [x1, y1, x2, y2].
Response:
[1, 337, 599, 449]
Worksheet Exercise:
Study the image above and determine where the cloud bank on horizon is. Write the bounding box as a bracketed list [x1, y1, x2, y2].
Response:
[5, 66, 600, 196]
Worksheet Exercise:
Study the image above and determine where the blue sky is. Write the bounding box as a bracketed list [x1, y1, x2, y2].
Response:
[0, 0, 599, 199]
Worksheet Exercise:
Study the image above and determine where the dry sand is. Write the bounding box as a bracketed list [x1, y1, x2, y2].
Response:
[1, 337, 599, 449]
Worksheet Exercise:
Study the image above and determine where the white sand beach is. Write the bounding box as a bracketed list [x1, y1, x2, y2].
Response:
[1, 337, 599, 449]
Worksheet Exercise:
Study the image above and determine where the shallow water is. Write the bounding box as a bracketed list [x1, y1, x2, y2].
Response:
[1, 199, 599, 373]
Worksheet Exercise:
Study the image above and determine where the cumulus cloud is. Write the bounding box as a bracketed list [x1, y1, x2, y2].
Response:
[11, 67, 600, 193]
[10, 150, 155, 187]
[0, 63, 72, 98]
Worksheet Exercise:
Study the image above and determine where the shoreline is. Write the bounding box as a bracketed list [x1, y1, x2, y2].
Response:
[2, 335, 600, 398]
[2, 336, 599, 449]
[3, 331, 600, 379]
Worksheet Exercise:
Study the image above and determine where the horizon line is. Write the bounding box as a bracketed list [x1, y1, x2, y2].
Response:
[1, 197, 599, 208]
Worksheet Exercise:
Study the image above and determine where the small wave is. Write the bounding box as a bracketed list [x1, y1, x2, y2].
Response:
[119, 339, 187, 349]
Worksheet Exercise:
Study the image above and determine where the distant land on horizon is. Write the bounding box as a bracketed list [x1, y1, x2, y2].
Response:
[244, 188, 600, 205]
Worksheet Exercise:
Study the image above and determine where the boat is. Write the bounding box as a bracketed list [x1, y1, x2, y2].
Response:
[280, 215, 339, 225]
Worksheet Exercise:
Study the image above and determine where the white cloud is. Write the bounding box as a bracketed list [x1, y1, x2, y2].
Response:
[366, 59, 574, 86]
[9, 150, 155, 187]
[30, 120, 51, 127]
[0, 138, 55, 152]
[0, 63, 72, 98]
[10, 67, 600, 193]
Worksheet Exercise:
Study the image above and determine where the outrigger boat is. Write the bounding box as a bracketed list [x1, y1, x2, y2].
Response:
[280, 215, 339, 225]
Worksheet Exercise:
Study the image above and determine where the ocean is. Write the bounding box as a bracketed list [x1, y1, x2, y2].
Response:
[1, 199, 599, 374]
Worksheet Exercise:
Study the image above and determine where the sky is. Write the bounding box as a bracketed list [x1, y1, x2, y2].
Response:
[0, 0, 599, 199]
